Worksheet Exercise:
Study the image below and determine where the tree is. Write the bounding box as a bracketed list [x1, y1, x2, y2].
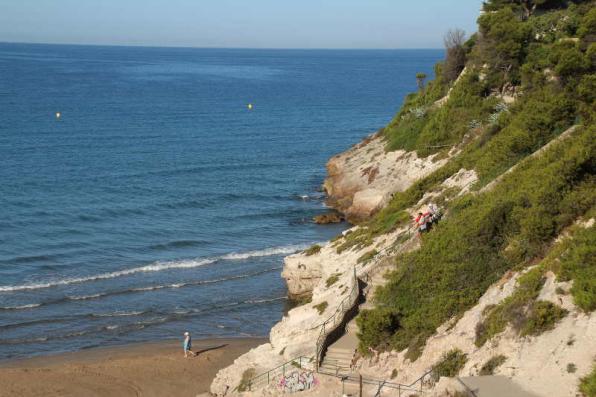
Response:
[482, 0, 565, 20]
[477, 7, 532, 81]
[416, 72, 427, 91]
[443, 29, 467, 82]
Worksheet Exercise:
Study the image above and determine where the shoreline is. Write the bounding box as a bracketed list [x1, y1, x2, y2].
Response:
[0, 336, 267, 397]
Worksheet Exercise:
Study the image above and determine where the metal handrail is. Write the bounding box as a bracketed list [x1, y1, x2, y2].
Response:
[318, 358, 437, 396]
[245, 225, 420, 392]
[314, 266, 359, 370]
[247, 356, 313, 391]
[374, 380, 387, 397]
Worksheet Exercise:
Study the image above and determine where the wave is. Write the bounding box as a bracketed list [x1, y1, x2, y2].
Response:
[0, 258, 216, 293]
[0, 244, 304, 293]
[0, 294, 287, 339]
[220, 244, 308, 261]
[92, 311, 146, 317]
[0, 303, 42, 310]
[69, 293, 108, 300]
[0, 267, 282, 311]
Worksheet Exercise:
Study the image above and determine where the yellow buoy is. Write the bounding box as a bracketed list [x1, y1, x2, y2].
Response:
[247, 103, 253, 110]
[55, 112, 61, 119]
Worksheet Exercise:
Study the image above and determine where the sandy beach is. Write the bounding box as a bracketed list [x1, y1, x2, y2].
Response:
[0, 337, 266, 397]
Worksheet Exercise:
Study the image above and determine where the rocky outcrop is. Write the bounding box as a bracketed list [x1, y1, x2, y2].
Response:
[323, 133, 448, 222]
[312, 212, 344, 224]
[210, 163, 478, 396]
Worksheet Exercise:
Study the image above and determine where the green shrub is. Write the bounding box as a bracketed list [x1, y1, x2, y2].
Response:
[237, 368, 256, 392]
[553, 226, 596, 312]
[363, 126, 594, 354]
[313, 301, 328, 315]
[480, 355, 507, 375]
[568, 363, 577, 373]
[578, 6, 596, 38]
[580, 363, 596, 397]
[304, 244, 321, 256]
[432, 349, 467, 380]
[520, 300, 568, 336]
[288, 293, 312, 308]
[475, 267, 546, 346]
[356, 308, 400, 352]
[357, 249, 378, 264]
[353, 3, 596, 356]
[325, 274, 340, 288]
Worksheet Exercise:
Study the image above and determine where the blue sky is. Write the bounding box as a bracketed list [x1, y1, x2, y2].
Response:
[0, 0, 484, 49]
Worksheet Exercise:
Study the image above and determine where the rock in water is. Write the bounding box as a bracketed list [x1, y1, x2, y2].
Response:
[313, 212, 344, 224]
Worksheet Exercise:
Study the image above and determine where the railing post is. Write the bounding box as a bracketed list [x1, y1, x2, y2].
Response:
[283, 363, 286, 376]
[267, 372, 270, 384]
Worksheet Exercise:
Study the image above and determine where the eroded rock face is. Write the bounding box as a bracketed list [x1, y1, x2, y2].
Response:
[358, 270, 596, 397]
[323, 133, 447, 222]
[281, 252, 324, 299]
[209, 156, 479, 397]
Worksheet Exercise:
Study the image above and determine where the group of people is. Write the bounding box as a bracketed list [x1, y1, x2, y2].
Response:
[414, 202, 441, 236]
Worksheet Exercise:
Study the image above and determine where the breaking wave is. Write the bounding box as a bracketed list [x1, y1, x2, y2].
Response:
[0, 244, 306, 293]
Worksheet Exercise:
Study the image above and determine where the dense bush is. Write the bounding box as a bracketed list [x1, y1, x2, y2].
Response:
[356, 308, 400, 352]
[431, 349, 467, 380]
[364, 126, 594, 354]
[475, 7, 532, 84]
[520, 300, 568, 336]
[350, 1, 596, 358]
[548, 224, 596, 312]
[475, 267, 546, 346]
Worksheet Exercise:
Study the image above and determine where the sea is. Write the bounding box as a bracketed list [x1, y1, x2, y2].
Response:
[0, 43, 443, 360]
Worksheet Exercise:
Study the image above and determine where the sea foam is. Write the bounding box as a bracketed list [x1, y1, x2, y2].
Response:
[0, 244, 306, 293]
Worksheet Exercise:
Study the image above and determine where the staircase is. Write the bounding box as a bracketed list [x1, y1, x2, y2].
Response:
[319, 264, 393, 376]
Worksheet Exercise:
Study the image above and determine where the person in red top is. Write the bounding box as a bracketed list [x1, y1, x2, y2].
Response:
[414, 212, 427, 236]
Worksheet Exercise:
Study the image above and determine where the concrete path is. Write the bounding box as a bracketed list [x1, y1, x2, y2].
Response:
[458, 376, 540, 397]
[319, 265, 393, 376]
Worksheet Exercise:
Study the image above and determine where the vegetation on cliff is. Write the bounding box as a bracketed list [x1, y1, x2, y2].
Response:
[354, 0, 595, 361]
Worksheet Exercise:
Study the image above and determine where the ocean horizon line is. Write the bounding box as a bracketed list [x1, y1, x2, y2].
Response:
[0, 40, 443, 52]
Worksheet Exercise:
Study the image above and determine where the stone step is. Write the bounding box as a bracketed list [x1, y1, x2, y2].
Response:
[318, 365, 351, 377]
[325, 350, 353, 360]
[320, 359, 351, 367]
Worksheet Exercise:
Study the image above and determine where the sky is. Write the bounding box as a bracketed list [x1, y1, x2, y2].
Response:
[0, 0, 484, 49]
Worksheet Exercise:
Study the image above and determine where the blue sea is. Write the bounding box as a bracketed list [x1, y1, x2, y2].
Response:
[0, 43, 442, 360]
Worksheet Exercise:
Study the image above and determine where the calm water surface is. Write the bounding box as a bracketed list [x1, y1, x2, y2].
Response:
[0, 43, 442, 359]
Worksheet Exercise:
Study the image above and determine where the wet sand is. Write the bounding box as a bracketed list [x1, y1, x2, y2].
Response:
[0, 337, 266, 397]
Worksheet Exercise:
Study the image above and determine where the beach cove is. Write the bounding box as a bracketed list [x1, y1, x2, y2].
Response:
[0, 337, 265, 396]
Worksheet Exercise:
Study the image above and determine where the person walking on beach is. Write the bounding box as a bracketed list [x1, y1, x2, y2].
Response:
[183, 331, 196, 358]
